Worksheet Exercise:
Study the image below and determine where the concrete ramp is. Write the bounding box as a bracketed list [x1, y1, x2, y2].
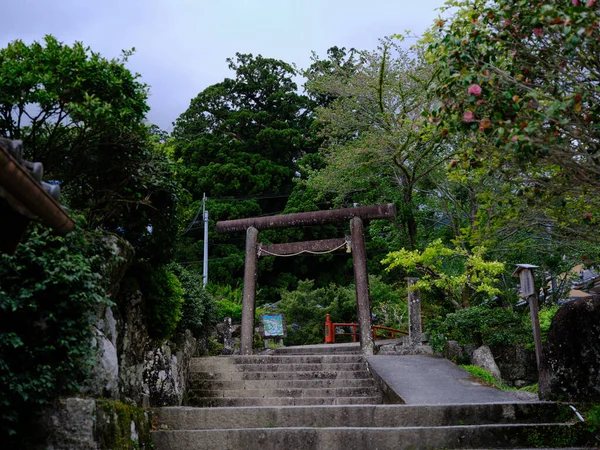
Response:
[367, 354, 537, 405]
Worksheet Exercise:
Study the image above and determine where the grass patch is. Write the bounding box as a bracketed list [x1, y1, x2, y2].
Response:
[518, 383, 538, 394]
[460, 365, 509, 390]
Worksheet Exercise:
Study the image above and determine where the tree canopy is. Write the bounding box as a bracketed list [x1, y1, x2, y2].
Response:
[0, 35, 179, 263]
[426, 0, 600, 241]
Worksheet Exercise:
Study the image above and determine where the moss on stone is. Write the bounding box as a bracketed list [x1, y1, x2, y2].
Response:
[95, 399, 153, 449]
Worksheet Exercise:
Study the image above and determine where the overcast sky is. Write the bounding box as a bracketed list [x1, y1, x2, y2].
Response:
[1, 0, 447, 130]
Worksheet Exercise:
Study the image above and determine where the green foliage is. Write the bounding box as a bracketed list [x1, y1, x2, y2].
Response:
[210, 285, 244, 322]
[138, 266, 184, 341]
[585, 405, 600, 436]
[425, 0, 600, 242]
[206, 337, 224, 356]
[519, 383, 539, 394]
[461, 365, 504, 389]
[428, 305, 530, 351]
[277, 280, 356, 346]
[172, 53, 339, 297]
[539, 304, 559, 343]
[369, 275, 408, 329]
[383, 239, 505, 309]
[168, 264, 217, 337]
[0, 225, 110, 441]
[0, 36, 180, 265]
[305, 40, 450, 250]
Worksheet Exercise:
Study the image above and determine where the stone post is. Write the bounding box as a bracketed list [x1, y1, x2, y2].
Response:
[407, 277, 422, 346]
[240, 226, 259, 355]
[350, 217, 374, 355]
[222, 317, 234, 355]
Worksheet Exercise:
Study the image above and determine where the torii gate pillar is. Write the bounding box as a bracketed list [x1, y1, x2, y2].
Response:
[240, 226, 259, 355]
[350, 217, 374, 355]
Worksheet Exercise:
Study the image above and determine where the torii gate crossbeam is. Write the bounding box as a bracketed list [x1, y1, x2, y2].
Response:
[216, 204, 396, 355]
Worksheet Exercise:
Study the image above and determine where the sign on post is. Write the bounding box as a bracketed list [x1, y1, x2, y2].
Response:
[259, 314, 287, 348]
[512, 264, 542, 371]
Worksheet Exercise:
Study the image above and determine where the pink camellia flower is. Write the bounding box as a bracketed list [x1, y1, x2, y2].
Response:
[468, 84, 482, 96]
[573, 0, 580, 5]
[588, 0, 595, 6]
[533, 27, 543, 36]
[463, 111, 475, 122]
[511, 135, 519, 142]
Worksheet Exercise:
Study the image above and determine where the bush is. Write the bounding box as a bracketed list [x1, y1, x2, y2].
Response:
[139, 266, 184, 341]
[210, 285, 243, 322]
[168, 264, 217, 337]
[0, 225, 110, 441]
[370, 275, 408, 329]
[427, 305, 530, 352]
[277, 280, 356, 346]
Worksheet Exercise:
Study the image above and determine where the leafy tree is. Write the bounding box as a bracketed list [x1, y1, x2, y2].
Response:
[169, 263, 217, 336]
[0, 36, 179, 264]
[173, 53, 338, 293]
[426, 0, 600, 242]
[304, 40, 452, 250]
[382, 238, 505, 309]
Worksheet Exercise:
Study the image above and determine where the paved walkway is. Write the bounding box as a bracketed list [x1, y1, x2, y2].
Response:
[366, 354, 538, 405]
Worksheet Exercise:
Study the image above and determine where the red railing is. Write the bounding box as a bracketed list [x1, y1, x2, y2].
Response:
[324, 313, 408, 344]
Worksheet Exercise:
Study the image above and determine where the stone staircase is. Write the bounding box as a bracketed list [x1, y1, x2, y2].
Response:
[152, 345, 591, 449]
[184, 348, 381, 407]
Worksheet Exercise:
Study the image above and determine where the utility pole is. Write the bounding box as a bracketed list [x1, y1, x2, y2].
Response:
[202, 193, 208, 287]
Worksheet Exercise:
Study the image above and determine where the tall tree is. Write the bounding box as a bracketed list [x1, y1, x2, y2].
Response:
[304, 40, 452, 250]
[173, 53, 322, 289]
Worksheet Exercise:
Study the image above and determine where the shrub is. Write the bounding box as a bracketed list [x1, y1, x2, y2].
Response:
[427, 305, 530, 352]
[277, 280, 356, 346]
[168, 264, 217, 337]
[139, 266, 184, 341]
[210, 285, 243, 322]
[0, 225, 110, 442]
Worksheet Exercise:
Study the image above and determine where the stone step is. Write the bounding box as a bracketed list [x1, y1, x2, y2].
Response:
[189, 378, 376, 390]
[231, 355, 364, 364]
[189, 370, 371, 381]
[152, 423, 587, 450]
[185, 396, 382, 407]
[154, 403, 574, 430]
[187, 386, 380, 399]
[190, 355, 366, 367]
[273, 345, 362, 355]
[190, 362, 367, 373]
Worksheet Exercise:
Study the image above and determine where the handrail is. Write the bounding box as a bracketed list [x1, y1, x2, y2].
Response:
[324, 314, 408, 344]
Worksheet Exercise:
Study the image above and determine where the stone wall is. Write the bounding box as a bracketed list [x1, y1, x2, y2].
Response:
[34, 398, 152, 450]
[39, 234, 204, 448]
[490, 344, 538, 387]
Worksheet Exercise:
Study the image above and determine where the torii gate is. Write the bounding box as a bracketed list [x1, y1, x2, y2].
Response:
[216, 204, 397, 356]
